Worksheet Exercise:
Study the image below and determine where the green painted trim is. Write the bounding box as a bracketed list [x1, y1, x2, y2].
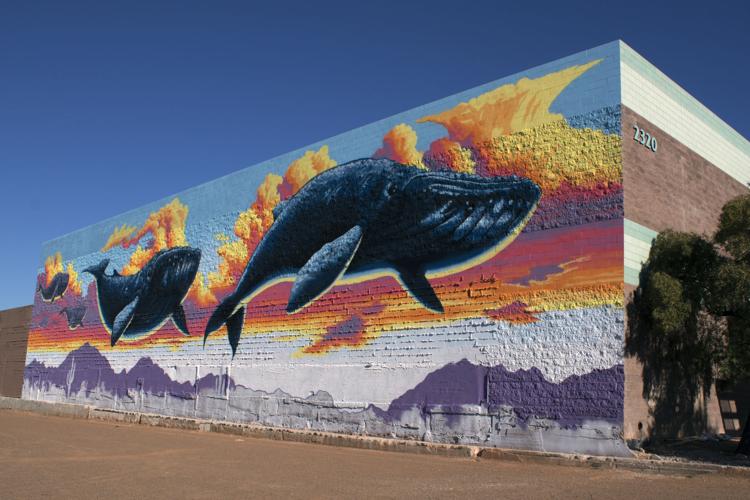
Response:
[624, 266, 640, 286]
[624, 218, 658, 244]
[624, 219, 658, 286]
[619, 41, 750, 158]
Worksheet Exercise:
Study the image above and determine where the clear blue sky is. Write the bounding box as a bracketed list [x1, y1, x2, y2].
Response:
[0, 0, 748, 310]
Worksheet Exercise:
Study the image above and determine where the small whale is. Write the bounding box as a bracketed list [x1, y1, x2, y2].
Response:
[59, 305, 87, 330]
[205, 158, 541, 355]
[38, 272, 69, 303]
[84, 247, 201, 346]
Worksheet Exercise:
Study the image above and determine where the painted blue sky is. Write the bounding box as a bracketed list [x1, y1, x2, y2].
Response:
[1, 0, 748, 309]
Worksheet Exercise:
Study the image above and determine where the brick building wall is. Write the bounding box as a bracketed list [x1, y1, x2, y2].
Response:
[622, 108, 748, 236]
[620, 40, 750, 441]
[22, 43, 628, 456]
[16, 41, 750, 454]
[0, 305, 32, 398]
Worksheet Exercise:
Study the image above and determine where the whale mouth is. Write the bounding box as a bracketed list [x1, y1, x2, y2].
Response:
[397, 172, 540, 243]
[424, 174, 539, 200]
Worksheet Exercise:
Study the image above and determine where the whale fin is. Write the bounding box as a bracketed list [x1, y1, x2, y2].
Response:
[204, 296, 239, 343]
[287, 225, 363, 313]
[112, 296, 139, 346]
[272, 200, 289, 221]
[226, 307, 245, 357]
[172, 304, 190, 336]
[396, 265, 444, 313]
[83, 259, 110, 278]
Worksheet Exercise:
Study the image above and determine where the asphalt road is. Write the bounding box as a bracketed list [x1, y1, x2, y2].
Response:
[0, 410, 747, 499]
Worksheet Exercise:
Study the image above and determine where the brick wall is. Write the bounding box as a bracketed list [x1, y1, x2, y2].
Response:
[623, 107, 748, 235]
[0, 305, 31, 398]
[21, 44, 629, 456]
[622, 105, 748, 440]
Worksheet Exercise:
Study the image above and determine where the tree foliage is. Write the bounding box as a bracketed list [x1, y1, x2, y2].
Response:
[714, 195, 750, 384]
[627, 194, 750, 454]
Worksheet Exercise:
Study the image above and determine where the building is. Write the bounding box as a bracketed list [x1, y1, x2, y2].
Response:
[19, 41, 750, 456]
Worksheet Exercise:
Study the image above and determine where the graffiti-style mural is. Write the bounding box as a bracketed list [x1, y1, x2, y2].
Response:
[23, 45, 627, 456]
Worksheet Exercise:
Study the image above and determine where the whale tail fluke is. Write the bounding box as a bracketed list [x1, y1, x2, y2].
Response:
[226, 307, 245, 358]
[204, 297, 244, 357]
[83, 259, 110, 278]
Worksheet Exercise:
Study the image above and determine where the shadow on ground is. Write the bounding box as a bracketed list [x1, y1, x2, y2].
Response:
[642, 437, 750, 467]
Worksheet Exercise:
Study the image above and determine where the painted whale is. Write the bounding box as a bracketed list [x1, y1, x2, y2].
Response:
[59, 304, 87, 330]
[38, 272, 69, 303]
[205, 158, 541, 356]
[84, 247, 201, 346]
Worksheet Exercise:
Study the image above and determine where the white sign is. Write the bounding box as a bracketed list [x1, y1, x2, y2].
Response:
[633, 125, 658, 152]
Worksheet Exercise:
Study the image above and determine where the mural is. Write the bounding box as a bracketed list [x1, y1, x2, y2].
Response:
[23, 45, 627, 456]
[84, 247, 201, 346]
[59, 305, 86, 330]
[37, 272, 69, 303]
[204, 160, 541, 355]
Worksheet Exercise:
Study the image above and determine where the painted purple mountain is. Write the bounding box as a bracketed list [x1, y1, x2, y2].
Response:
[25, 343, 232, 400]
[25, 345, 623, 428]
[377, 359, 623, 427]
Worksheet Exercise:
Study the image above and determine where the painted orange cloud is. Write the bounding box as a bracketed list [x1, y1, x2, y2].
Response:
[424, 138, 475, 174]
[208, 173, 282, 289]
[42, 252, 83, 296]
[101, 223, 137, 252]
[373, 124, 424, 168]
[417, 59, 601, 143]
[411, 60, 619, 192]
[43, 252, 64, 285]
[101, 198, 189, 275]
[279, 146, 337, 200]
[208, 146, 336, 291]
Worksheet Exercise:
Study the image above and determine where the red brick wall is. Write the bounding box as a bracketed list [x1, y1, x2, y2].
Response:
[623, 106, 748, 234]
[622, 106, 747, 439]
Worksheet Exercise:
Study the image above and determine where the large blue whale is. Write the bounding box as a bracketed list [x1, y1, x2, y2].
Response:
[205, 158, 541, 356]
[84, 247, 201, 346]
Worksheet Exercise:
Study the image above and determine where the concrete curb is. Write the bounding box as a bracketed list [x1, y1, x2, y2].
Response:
[2, 396, 747, 477]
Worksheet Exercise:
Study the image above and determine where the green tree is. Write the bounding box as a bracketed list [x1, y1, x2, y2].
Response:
[714, 195, 750, 454]
[627, 194, 750, 454]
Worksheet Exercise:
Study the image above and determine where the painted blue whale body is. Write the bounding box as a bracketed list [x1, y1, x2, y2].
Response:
[59, 304, 87, 330]
[84, 247, 201, 346]
[38, 272, 69, 303]
[205, 158, 541, 356]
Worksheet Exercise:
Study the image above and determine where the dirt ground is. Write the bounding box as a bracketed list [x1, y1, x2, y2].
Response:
[1, 410, 748, 499]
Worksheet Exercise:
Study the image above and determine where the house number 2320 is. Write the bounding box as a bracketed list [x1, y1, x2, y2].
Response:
[633, 125, 658, 152]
